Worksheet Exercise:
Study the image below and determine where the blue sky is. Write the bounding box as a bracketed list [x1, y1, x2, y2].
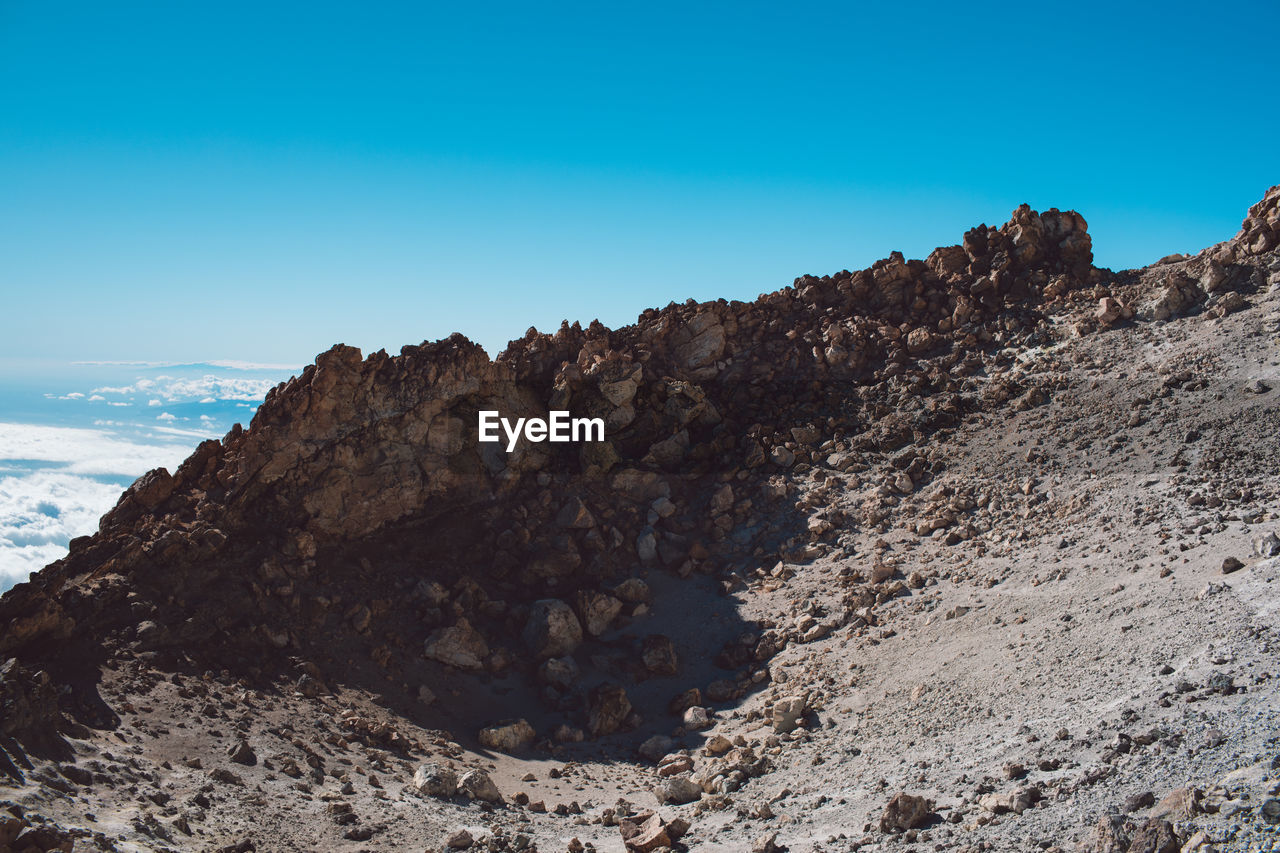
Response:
[0, 1, 1277, 588]
[2, 1, 1277, 366]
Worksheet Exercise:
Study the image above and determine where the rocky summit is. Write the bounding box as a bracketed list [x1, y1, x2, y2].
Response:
[2, 187, 1279, 853]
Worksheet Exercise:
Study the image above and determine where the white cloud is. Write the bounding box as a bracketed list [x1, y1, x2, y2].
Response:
[88, 394, 105, 401]
[0, 422, 199, 591]
[157, 412, 177, 422]
[148, 399, 161, 406]
[0, 422, 191, 477]
[0, 470, 126, 588]
[88, 374, 278, 403]
[151, 425, 221, 440]
[74, 359, 299, 372]
[207, 360, 299, 371]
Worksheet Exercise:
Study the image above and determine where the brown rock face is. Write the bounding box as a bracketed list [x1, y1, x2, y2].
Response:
[1127, 818, 1182, 853]
[0, 658, 64, 746]
[1, 188, 1274, 770]
[1235, 184, 1280, 255]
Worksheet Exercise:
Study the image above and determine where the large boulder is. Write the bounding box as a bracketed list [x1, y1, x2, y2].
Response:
[478, 719, 536, 753]
[458, 769, 503, 803]
[412, 763, 458, 798]
[588, 683, 632, 736]
[537, 656, 580, 689]
[654, 774, 702, 805]
[641, 635, 678, 676]
[575, 590, 623, 637]
[1143, 274, 1204, 321]
[423, 619, 489, 670]
[522, 599, 583, 659]
[620, 812, 681, 853]
[879, 792, 935, 832]
[771, 694, 807, 733]
[1127, 818, 1182, 853]
[0, 658, 63, 747]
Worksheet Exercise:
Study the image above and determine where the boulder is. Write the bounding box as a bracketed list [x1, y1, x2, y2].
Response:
[613, 578, 651, 603]
[0, 658, 63, 745]
[978, 785, 1040, 815]
[654, 774, 702, 805]
[458, 768, 503, 803]
[620, 812, 670, 853]
[1127, 818, 1181, 853]
[575, 590, 623, 637]
[537, 656, 580, 689]
[641, 634, 679, 676]
[1144, 275, 1204, 321]
[879, 792, 935, 831]
[637, 735, 675, 761]
[1151, 787, 1200, 821]
[674, 315, 726, 369]
[555, 496, 596, 529]
[588, 683, 632, 736]
[412, 762, 457, 798]
[478, 719, 535, 752]
[682, 705, 713, 730]
[1083, 814, 1129, 853]
[1096, 296, 1124, 324]
[445, 828, 474, 849]
[771, 695, 807, 733]
[226, 740, 256, 766]
[522, 599, 583, 659]
[423, 619, 489, 670]
[1254, 531, 1280, 558]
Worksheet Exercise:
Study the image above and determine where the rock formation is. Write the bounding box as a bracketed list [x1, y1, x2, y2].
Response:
[1, 186, 1278, 852]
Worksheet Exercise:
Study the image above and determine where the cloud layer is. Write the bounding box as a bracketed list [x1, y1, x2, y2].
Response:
[0, 363, 292, 591]
[0, 422, 199, 589]
[0, 469, 129, 588]
[0, 422, 192, 477]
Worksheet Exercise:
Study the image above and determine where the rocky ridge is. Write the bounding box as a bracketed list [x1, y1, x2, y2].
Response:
[0, 185, 1277, 852]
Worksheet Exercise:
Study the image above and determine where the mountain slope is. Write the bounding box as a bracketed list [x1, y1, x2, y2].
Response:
[1, 186, 1277, 853]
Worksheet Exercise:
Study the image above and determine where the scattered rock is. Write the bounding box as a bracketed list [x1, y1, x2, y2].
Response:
[588, 684, 632, 736]
[1150, 787, 1200, 821]
[413, 763, 458, 798]
[446, 828, 474, 849]
[424, 619, 490, 671]
[879, 792, 935, 832]
[771, 695, 807, 733]
[978, 785, 1041, 815]
[458, 768, 503, 803]
[478, 719, 536, 752]
[620, 812, 674, 852]
[226, 740, 256, 766]
[523, 599, 584, 659]
[654, 774, 702, 805]
[641, 634, 678, 676]
[1127, 817, 1181, 853]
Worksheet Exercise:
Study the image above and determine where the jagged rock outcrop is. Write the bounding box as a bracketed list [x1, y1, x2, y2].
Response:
[0, 188, 1273, 758]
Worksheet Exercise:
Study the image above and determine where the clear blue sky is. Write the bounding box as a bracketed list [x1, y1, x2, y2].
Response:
[2, 1, 1276, 366]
